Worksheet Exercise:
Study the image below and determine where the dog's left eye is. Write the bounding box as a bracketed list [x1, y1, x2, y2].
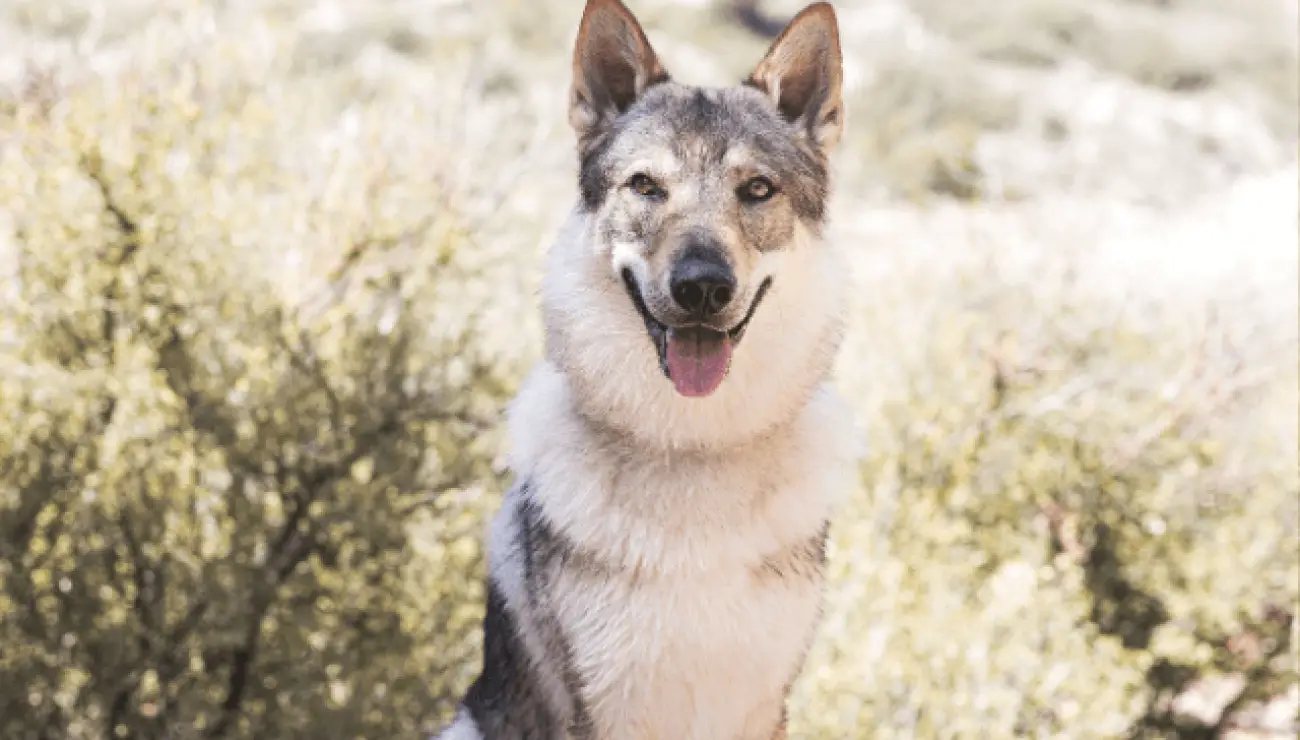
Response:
[628, 173, 667, 200]
[739, 176, 777, 203]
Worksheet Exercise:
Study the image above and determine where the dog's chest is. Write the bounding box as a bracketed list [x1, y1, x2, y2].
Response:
[555, 560, 822, 740]
[507, 369, 863, 739]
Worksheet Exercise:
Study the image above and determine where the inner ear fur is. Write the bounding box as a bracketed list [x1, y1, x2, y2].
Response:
[746, 2, 845, 151]
[570, 0, 670, 144]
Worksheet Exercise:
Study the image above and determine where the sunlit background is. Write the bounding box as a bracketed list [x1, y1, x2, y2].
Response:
[0, 0, 1296, 737]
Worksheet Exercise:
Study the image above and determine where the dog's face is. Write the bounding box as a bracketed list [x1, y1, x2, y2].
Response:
[542, 0, 848, 447]
[581, 80, 836, 398]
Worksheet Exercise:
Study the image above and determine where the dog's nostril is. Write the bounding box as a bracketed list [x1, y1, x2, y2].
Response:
[711, 285, 733, 310]
[672, 281, 706, 312]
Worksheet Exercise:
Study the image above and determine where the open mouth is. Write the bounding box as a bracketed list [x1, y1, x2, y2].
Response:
[621, 269, 773, 398]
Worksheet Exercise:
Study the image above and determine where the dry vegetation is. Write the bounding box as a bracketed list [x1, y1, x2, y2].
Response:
[0, 0, 1296, 738]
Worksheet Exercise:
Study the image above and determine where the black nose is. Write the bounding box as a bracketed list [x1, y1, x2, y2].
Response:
[670, 248, 736, 318]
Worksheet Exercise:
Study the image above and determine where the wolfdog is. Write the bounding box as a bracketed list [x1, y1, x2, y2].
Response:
[436, 0, 861, 737]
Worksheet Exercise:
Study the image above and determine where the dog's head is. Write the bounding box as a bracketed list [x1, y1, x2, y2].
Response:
[542, 0, 849, 448]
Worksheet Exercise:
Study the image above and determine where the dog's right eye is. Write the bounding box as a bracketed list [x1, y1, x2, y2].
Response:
[628, 173, 667, 200]
[739, 176, 777, 203]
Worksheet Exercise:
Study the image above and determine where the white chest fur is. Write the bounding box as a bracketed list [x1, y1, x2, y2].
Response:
[503, 365, 863, 739]
[555, 551, 823, 739]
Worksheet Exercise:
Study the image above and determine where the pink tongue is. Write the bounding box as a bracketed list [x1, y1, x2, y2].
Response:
[666, 328, 733, 398]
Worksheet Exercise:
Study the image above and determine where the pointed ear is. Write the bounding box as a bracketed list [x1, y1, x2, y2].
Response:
[570, 0, 669, 146]
[746, 2, 844, 151]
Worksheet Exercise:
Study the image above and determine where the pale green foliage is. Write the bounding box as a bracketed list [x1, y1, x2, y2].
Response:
[0, 27, 514, 739]
[791, 247, 1298, 737]
[1, 1, 1296, 739]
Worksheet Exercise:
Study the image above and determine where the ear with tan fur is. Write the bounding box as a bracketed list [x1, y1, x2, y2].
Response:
[746, 2, 844, 151]
[570, 0, 669, 146]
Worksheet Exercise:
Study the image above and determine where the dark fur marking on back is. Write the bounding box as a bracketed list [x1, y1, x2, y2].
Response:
[463, 579, 561, 738]
[517, 486, 598, 738]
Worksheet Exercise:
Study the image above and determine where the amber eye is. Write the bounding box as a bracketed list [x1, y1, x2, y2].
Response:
[739, 176, 776, 203]
[628, 173, 666, 200]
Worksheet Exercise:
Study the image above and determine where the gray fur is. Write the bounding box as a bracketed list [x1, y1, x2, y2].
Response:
[436, 2, 859, 739]
[579, 84, 830, 225]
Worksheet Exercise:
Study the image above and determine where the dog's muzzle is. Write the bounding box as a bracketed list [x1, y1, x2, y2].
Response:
[620, 269, 772, 398]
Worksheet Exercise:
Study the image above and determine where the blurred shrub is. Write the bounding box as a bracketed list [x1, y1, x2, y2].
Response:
[841, 53, 1019, 203]
[0, 31, 514, 740]
[791, 250, 1298, 738]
